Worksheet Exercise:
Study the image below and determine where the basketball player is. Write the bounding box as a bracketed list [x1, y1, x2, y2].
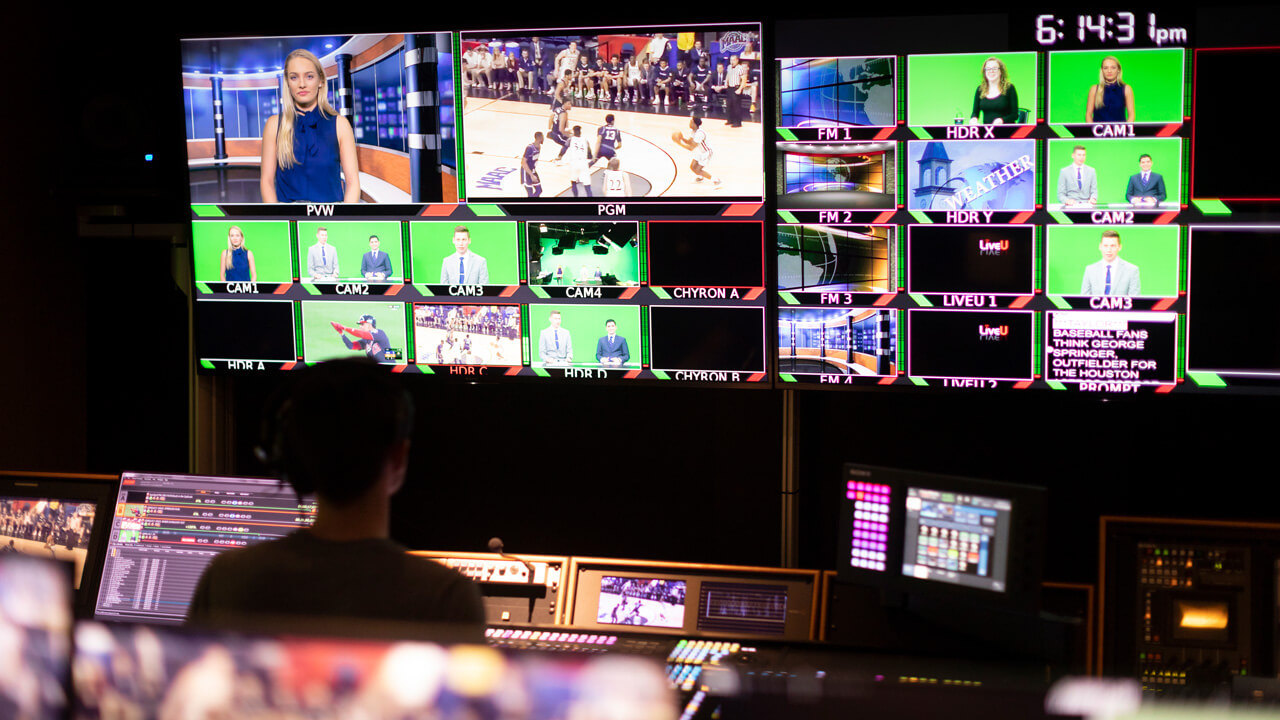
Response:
[547, 98, 572, 161]
[625, 55, 645, 104]
[576, 53, 594, 99]
[593, 114, 622, 167]
[565, 125, 594, 197]
[554, 40, 581, 86]
[689, 56, 713, 110]
[605, 54, 625, 102]
[603, 157, 632, 197]
[522, 131, 543, 197]
[677, 116, 720, 186]
[652, 57, 673, 106]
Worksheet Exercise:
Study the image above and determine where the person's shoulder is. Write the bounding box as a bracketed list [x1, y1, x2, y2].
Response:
[264, 114, 280, 130]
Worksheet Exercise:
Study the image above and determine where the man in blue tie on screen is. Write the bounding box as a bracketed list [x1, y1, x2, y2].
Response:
[538, 310, 573, 366]
[439, 226, 489, 285]
[595, 319, 630, 366]
[1125, 154, 1166, 208]
[1057, 145, 1097, 209]
[307, 226, 340, 280]
[1081, 229, 1140, 296]
[360, 235, 392, 281]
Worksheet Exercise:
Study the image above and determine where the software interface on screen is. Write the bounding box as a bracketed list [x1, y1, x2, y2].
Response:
[901, 486, 1011, 593]
[93, 472, 315, 624]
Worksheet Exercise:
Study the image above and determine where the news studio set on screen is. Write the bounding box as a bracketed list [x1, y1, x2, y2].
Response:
[773, 10, 1280, 397]
[180, 11, 1280, 397]
[185, 24, 768, 387]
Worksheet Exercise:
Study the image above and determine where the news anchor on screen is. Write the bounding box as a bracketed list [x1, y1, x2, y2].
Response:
[595, 320, 630, 366]
[307, 226, 339, 281]
[970, 57, 1019, 125]
[260, 49, 360, 204]
[439, 226, 489, 285]
[1057, 145, 1097, 207]
[1125, 154, 1166, 207]
[538, 310, 572, 366]
[1081, 230, 1140, 296]
[361, 235, 392, 281]
[220, 226, 256, 282]
[1086, 56, 1135, 123]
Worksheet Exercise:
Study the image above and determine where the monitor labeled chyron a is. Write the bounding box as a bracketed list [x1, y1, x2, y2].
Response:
[93, 472, 315, 625]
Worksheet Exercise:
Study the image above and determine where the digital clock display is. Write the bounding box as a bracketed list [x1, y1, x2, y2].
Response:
[1035, 11, 1187, 48]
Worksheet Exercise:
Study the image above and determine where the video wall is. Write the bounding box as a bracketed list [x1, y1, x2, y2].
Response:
[185, 24, 768, 385]
[773, 11, 1280, 395]
[186, 14, 1280, 395]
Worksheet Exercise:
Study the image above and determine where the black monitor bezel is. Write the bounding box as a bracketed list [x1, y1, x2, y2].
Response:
[837, 463, 1045, 614]
[0, 471, 120, 618]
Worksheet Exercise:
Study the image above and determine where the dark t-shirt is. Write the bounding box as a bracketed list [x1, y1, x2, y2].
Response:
[186, 530, 484, 635]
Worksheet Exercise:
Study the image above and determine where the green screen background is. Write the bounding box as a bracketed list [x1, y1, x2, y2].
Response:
[907, 52, 1039, 125]
[192, 221, 294, 283]
[529, 239, 641, 284]
[300, 300, 409, 363]
[1046, 138, 1182, 205]
[1045, 225, 1179, 296]
[1048, 48, 1184, 124]
[409, 221, 520, 285]
[296, 221, 404, 282]
[532, 304, 641, 366]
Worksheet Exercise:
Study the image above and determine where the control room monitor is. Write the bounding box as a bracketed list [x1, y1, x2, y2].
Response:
[92, 472, 315, 625]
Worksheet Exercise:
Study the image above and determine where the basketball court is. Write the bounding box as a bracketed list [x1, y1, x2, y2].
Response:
[462, 94, 763, 199]
[414, 325, 520, 366]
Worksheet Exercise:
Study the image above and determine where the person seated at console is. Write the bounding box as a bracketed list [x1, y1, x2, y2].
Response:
[1125, 154, 1166, 207]
[969, 56, 1019, 125]
[186, 359, 484, 632]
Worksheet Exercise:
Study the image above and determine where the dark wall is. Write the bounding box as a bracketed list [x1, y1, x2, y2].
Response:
[229, 375, 785, 566]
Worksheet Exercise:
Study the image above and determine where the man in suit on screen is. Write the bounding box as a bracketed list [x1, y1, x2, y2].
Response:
[360, 235, 392, 281]
[538, 310, 572, 366]
[1125, 154, 1166, 207]
[439, 226, 489, 285]
[1081, 229, 1140, 296]
[595, 319, 630, 366]
[1057, 145, 1097, 208]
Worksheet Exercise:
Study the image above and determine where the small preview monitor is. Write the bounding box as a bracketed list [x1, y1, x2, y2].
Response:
[0, 472, 117, 614]
[838, 464, 1044, 611]
[572, 562, 818, 640]
[93, 472, 315, 625]
[596, 576, 687, 629]
[900, 485, 1012, 593]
